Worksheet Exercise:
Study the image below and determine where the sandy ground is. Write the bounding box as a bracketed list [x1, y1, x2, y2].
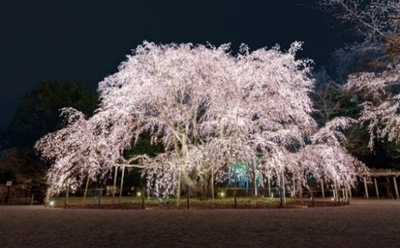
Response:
[0, 199, 399, 248]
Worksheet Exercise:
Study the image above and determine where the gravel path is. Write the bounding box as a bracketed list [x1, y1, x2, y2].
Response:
[1, 199, 399, 248]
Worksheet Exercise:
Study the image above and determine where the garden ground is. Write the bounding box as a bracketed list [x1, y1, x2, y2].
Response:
[0, 199, 399, 248]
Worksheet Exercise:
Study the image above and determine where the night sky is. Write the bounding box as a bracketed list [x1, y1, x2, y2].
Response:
[0, 0, 351, 127]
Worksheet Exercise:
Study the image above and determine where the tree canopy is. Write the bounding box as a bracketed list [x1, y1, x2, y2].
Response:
[35, 42, 367, 197]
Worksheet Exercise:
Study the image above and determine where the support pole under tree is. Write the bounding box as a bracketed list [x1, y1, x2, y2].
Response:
[5, 185, 10, 205]
[386, 177, 392, 198]
[363, 177, 369, 199]
[211, 169, 214, 200]
[176, 171, 181, 207]
[187, 186, 190, 210]
[98, 187, 103, 208]
[334, 182, 338, 203]
[119, 165, 125, 204]
[279, 178, 284, 208]
[44, 187, 50, 207]
[299, 177, 303, 203]
[393, 177, 399, 200]
[282, 174, 286, 205]
[320, 179, 325, 198]
[234, 176, 237, 209]
[82, 176, 90, 206]
[254, 167, 258, 197]
[64, 183, 69, 209]
[141, 187, 145, 209]
[292, 178, 296, 198]
[333, 187, 336, 201]
[374, 177, 379, 198]
[267, 177, 271, 198]
[112, 166, 118, 205]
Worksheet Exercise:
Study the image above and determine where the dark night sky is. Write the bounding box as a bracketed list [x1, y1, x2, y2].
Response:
[0, 0, 351, 127]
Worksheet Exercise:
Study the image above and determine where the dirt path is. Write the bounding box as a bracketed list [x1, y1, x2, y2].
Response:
[1, 199, 399, 248]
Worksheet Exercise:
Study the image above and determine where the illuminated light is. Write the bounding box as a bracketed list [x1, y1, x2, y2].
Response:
[49, 201, 55, 206]
[331, 198, 334, 201]
[220, 192, 225, 197]
[137, 192, 141, 197]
